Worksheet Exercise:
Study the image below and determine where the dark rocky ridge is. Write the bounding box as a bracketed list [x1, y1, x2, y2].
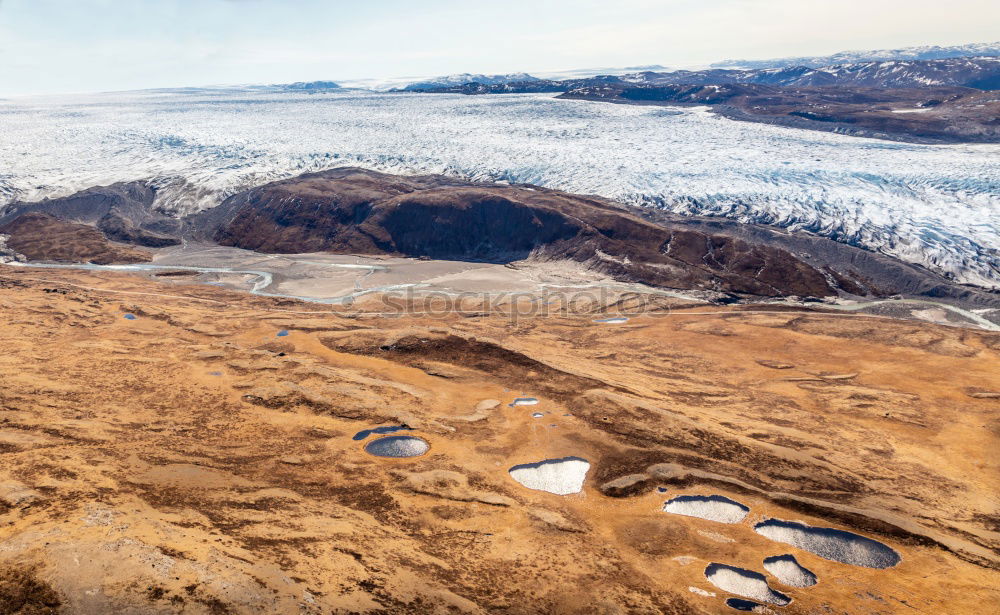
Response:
[400, 58, 1000, 143]
[558, 85, 1000, 144]
[0, 182, 182, 248]
[199, 168, 836, 297]
[3, 168, 996, 307]
[0, 213, 152, 264]
[403, 58, 1000, 94]
[196, 168, 999, 305]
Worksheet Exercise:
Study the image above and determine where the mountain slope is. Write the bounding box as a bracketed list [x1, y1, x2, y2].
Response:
[402, 73, 539, 91]
[193, 168, 997, 304]
[200, 168, 837, 297]
[558, 84, 1000, 143]
[0, 213, 151, 264]
[713, 42, 1000, 69]
[0, 182, 182, 248]
[411, 58, 1000, 92]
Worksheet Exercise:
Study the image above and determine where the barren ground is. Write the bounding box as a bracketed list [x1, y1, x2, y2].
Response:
[0, 266, 997, 614]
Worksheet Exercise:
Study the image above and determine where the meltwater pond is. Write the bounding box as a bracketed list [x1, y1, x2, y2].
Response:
[363, 435, 430, 458]
[704, 564, 791, 606]
[725, 598, 771, 612]
[662, 495, 750, 524]
[754, 518, 901, 569]
[352, 426, 414, 441]
[508, 457, 590, 495]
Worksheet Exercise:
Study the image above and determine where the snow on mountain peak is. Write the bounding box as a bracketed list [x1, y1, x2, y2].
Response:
[713, 42, 1000, 70]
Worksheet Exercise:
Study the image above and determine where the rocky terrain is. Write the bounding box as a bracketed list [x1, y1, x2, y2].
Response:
[559, 85, 1000, 143]
[0, 182, 181, 248]
[200, 168, 838, 298]
[5, 168, 996, 310]
[712, 41, 1000, 69]
[0, 264, 997, 613]
[403, 57, 1000, 93]
[0, 213, 151, 264]
[401, 57, 1000, 143]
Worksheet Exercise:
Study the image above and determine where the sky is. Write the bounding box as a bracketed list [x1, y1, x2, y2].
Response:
[0, 0, 998, 96]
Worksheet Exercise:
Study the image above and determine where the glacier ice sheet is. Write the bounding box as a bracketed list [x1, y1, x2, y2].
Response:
[0, 90, 997, 286]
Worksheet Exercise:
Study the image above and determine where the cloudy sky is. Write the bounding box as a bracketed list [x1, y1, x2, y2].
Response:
[0, 0, 997, 95]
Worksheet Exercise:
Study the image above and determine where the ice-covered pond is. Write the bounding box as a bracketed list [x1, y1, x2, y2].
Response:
[754, 518, 901, 569]
[704, 563, 791, 606]
[508, 457, 590, 495]
[508, 398, 538, 407]
[762, 554, 817, 587]
[363, 435, 430, 458]
[662, 494, 750, 524]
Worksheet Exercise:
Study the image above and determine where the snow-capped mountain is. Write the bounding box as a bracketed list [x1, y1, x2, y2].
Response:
[714, 42, 1000, 69]
[401, 73, 539, 91]
[768, 57, 1000, 89]
[648, 57, 1000, 89]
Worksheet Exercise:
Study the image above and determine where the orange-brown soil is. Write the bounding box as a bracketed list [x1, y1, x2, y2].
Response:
[0, 266, 997, 614]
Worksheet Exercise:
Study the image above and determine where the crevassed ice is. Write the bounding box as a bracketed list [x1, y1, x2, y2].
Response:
[1, 91, 997, 287]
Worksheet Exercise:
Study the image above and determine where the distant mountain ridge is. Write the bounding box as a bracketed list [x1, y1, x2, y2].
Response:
[402, 73, 539, 91]
[713, 42, 1000, 69]
[406, 57, 1000, 93]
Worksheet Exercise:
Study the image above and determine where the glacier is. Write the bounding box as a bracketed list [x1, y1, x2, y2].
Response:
[0, 89, 997, 287]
